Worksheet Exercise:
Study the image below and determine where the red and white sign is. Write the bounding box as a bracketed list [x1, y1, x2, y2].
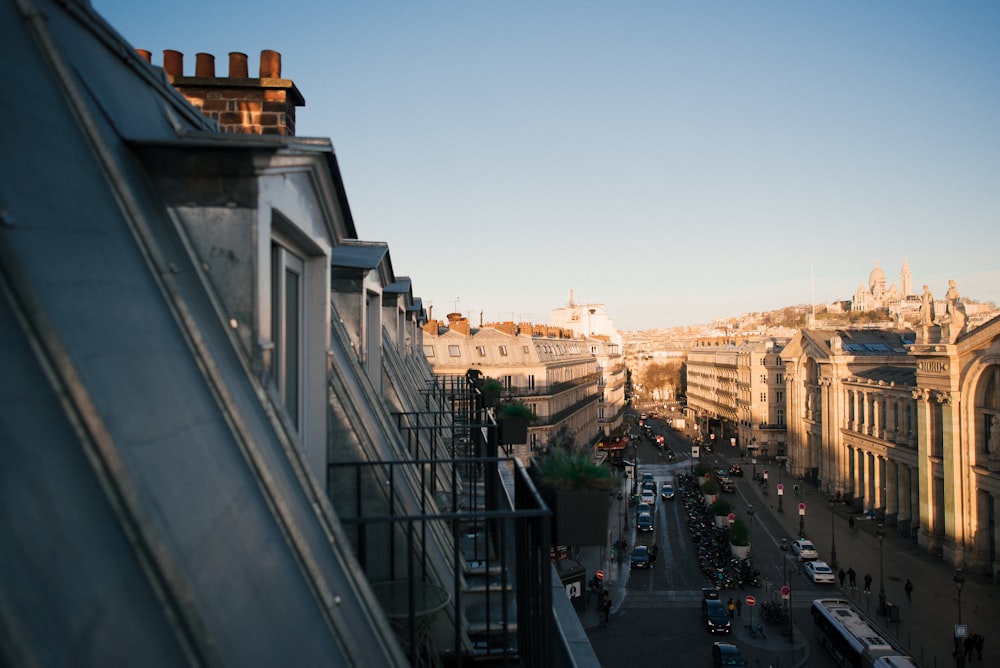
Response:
[745, 595, 756, 607]
[596, 569, 605, 580]
[799, 503, 806, 515]
[727, 513, 736, 523]
[781, 585, 791, 599]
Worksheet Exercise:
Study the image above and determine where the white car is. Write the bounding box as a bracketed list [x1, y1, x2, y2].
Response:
[790, 539, 818, 561]
[803, 560, 835, 583]
[640, 490, 656, 506]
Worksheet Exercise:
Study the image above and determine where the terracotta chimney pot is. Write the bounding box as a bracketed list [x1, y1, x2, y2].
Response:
[260, 50, 281, 78]
[195, 52, 215, 78]
[162, 50, 184, 77]
[136, 49, 152, 64]
[228, 52, 249, 78]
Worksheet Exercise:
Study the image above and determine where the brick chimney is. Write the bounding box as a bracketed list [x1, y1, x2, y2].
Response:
[148, 48, 305, 135]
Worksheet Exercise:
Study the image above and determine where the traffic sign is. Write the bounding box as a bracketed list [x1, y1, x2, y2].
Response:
[781, 585, 790, 599]
[799, 503, 806, 515]
[596, 569, 605, 580]
[727, 513, 736, 523]
[745, 595, 756, 607]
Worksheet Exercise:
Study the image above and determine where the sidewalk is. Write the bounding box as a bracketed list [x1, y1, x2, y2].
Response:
[732, 453, 999, 667]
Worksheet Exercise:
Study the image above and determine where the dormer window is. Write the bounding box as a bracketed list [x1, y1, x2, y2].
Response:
[272, 243, 304, 429]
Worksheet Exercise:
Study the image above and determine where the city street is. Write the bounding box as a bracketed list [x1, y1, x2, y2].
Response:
[580, 412, 999, 667]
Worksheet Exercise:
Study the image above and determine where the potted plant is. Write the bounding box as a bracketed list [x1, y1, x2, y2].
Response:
[711, 498, 732, 527]
[480, 378, 504, 407]
[497, 400, 537, 444]
[700, 477, 718, 505]
[530, 449, 615, 545]
[728, 517, 751, 558]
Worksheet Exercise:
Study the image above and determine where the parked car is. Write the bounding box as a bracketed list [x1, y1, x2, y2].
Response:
[712, 642, 747, 667]
[660, 482, 675, 500]
[803, 560, 836, 583]
[703, 599, 731, 634]
[637, 511, 654, 532]
[790, 538, 819, 561]
[640, 489, 656, 506]
[637, 502, 651, 516]
[641, 472, 655, 486]
[630, 545, 650, 569]
[728, 464, 744, 477]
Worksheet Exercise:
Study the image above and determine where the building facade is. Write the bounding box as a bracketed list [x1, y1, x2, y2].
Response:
[422, 314, 619, 461]
[2, 3, 592, 665]
[780, 314, 1000, 578]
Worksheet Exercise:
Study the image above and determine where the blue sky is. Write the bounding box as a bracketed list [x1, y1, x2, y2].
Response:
[93, 1, 1000, 330]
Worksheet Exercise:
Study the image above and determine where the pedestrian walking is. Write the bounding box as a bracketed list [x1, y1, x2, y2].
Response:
[601, 592, 612, 625]
[727, 598, 735, 618]
[863, 573, 872, 594]
[735, 598, 743, 617]
[838, 568, 846, 588]
[904, 578, 913, 602]
[964, 634, 975, 662]
[848, 516, 856, 533]
[650, 542, 659, 564]
[975, 633, 984, 660]
[848, 567, 857, 590]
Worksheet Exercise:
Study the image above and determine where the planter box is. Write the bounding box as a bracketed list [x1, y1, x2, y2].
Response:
[715, 515, 729, 528]
[703, 494, 717, 506]
[539, 488, 610, 546]
[499, 418, 529, 445]
[730, 543, 751, 559]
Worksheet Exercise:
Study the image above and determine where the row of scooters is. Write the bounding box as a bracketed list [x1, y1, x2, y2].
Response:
[677, 473, 761, 591]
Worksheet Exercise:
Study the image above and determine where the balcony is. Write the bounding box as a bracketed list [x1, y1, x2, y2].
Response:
[327, 374, 593, 666]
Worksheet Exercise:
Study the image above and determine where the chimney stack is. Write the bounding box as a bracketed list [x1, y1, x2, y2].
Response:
[142, 48, 304, 135]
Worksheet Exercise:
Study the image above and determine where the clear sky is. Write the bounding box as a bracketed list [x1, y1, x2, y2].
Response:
[93, 1, 1000, 331]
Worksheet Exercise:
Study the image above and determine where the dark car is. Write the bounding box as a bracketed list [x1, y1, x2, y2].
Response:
[704, 599, 731, 634]
[700, 587, 720, 613]
[717, 475, 736, 493]
[728, 464, 744, 477]
[630, 545, 650, 569]
[636, 511, 653, 532]
[660, 482, 675, 500]
[712, 642, 747, 667]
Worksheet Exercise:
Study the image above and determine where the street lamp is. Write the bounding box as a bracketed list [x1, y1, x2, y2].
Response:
[877, 523, 886, 615]
[780, 538, 792, 641]
[954, 570, 965, 668]
[799, 503, 806, 539]
[829, 494, 838, 570]
[954, 569, 965, 624]
[747, 505, 755, 552]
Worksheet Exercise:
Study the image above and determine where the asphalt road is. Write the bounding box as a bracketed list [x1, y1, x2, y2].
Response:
[587, 415, 840, 668]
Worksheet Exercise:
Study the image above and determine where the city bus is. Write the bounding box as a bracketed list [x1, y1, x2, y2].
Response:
[810, 598, 916, 668]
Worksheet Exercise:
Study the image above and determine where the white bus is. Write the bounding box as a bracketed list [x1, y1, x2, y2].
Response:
[810, 598, 917, 668]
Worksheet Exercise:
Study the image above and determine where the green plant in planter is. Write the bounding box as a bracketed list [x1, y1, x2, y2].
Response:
[700, 478, 718, 496]
[498, 401, 538, 421]
[531, 448, 615, 492]
[728, 517, 750, 546]
[710, 499, 732, 517]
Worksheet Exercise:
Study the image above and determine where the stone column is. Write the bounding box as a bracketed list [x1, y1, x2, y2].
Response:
[939, 391, 964, 566]
[913, 388, 934, 550]
[885, 458, 898, 526]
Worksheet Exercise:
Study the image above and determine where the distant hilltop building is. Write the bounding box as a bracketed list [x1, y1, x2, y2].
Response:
[851, 260, 996, 331]
[851, 259, 911, 312]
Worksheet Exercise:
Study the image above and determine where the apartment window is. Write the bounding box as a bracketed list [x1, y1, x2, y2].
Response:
[448, 345, 461, 357]
[760, 357, 766, 366]
[272, 244, 303, 429]
[499, 345, 508, 356]
[776, 391, 784, 403]
[503, 375, 512, 390]
[423, 345, 434, 357]
[776, 373, 784, 384]
[777, 409, 785, 425]
[476, 346, 487, 357]
[760, 392, 767, 403]
[760, 374, 767, 384]
[527, 374, 535, 390]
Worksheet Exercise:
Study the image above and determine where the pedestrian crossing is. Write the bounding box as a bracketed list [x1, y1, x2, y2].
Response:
[623, 589, 818, 609]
